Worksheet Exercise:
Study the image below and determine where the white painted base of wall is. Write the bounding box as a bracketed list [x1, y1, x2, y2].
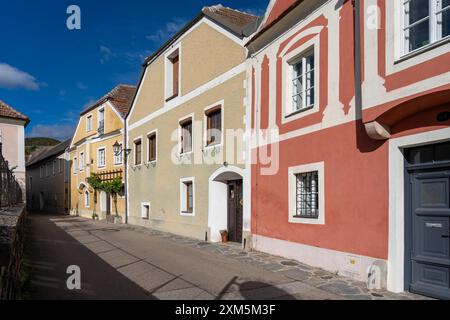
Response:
[253, 235, 387, 285]
[128, 216, 208, 241]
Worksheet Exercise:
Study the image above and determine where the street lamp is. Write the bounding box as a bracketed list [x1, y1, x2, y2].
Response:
[113, 141, 132, 158]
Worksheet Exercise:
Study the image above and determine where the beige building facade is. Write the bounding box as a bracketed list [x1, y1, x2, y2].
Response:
[126, 6, 259, 244]
[26, 139, 71, 214]
[69, 85, 135, 221]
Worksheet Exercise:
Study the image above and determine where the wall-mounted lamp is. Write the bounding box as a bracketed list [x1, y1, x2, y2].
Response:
[113, 141, 132, 158]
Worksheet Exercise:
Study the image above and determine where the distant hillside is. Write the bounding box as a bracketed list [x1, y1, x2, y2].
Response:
[25, 137, 60, 158]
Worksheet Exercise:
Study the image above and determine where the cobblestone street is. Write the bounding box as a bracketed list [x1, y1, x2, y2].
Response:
[26, 213, 430, 300]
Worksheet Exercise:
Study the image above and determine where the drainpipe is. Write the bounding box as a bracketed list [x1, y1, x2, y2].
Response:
[353, 0, 363, 121]
[124, 120, 128, 225]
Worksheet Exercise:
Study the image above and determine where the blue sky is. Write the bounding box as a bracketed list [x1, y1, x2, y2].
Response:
[0, 0, 268, 140]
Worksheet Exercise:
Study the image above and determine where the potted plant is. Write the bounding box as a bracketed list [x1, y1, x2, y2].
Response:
[220, 230, 228, 243]
[87, 174, 124, 224]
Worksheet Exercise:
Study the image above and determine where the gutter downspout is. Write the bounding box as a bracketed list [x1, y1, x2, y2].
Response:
[124, 119, 128, 225]
[353, 0, 363, 121]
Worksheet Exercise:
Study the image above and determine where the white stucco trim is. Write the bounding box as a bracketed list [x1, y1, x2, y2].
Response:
[202, 100, 225, 150]
[146, 129, 158, 164]
[96, 146, 107, 169]
[389, 0, 450, 72]
[85, 113, 93, 132]
[208, 166, 245, 242]
[107, 101, 125, 124]
[141, 202, 151, 219]
[132, 135, 143, 167]
[164, 43, 182, 101]
[281, 36, 321, 124]
[288, 162, 325, 225]
[128, 63, 246, 131]
[388, 127, 450, 293]
[180, 177, 196, 217]
[253, 234, 383, 282]
[16, 125, 25, 173]
[178, 113, 195, 156]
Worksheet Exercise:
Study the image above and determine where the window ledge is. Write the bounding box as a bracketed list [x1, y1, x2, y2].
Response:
[180, 212, 195, 217]
[204, 143, 223, 150]
[396, 36, 450, 64]
[289, 216, 324, 225]
[179, 151, 193, 157]
[285, 106, 315, 119]
[165, 94, 179, 102]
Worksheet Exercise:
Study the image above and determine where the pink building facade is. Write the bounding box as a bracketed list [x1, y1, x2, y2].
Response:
[247, 0, 450, 299]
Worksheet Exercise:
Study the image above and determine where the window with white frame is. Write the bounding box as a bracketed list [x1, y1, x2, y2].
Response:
[73, 157, 78, 174]
[53, 160, 56, 175]
[40, 166, 44, 178]
[98, 108, 105, 134]
[288, 162, 324, 224]
[79, 152, 85, 171]
[290, 49, 315, 114]
[205, 106, 222, 147]
[402, 0, 450, 54]
[180, 178, 194, 215]
[86, 115, 93, 132]
[98, 148, 106, 168]
[84, 190, 90, 208]
[166, 49, 180, 101]
[59, 158, 63, 174]
[134, 139, 142, 165]
[141, 202, 150, 219]
[46, 163, 50, 177]
[114, 143, 123, 165]
[180, 118, 193, 154]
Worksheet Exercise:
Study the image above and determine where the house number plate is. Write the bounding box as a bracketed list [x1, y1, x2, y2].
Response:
[426, 223, 443, 228]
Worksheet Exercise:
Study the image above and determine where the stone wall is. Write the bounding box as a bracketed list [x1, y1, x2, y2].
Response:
[0, 205, 26, 300]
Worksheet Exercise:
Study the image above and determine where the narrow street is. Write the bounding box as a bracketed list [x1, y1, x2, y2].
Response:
[25, 212, 427, 300]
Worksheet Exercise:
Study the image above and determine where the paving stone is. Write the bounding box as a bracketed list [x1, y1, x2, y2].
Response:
[262, 263, 285, 272]
[319, 282, 362, 295]
[281, 268, 311, 281]
[98, 249, 140, 269]
[281, 260, 299, 266]
[154, 287, 207, 300]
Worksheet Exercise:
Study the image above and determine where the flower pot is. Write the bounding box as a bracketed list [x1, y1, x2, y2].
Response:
[220, 230, 228, 243]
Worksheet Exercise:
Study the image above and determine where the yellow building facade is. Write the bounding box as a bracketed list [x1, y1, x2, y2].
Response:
[69, 85, 135, 221]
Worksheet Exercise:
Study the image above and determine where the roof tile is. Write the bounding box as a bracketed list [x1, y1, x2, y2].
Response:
[0, 99, 29, 122]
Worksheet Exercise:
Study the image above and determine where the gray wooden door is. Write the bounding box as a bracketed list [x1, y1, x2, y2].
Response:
[408, 167, 450, 299]
[228, 180, 243, 243]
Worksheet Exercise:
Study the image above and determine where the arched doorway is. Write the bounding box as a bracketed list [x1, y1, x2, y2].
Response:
[208, 166, 244, 243]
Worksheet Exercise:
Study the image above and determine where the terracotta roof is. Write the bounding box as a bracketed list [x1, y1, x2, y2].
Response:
[144, 4, 260, 65]
[26, 138, 72, 168]
[246, 0, 306, 47]
[81, 84, 136, 118]
[203, 5, 260, 35]
[0, 99, 29, 123]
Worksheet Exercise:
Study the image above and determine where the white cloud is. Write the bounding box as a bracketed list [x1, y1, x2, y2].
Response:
[146, 17, 187, 44]
[99, 45, 117, 64]
[28, 124, 76, 140]
[0, 63, 40, 91]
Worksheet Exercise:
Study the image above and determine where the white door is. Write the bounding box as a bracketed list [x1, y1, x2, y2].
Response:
[100, 191, 106, 213]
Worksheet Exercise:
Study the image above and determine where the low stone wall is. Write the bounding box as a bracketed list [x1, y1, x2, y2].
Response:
[0, 205, 27, 300]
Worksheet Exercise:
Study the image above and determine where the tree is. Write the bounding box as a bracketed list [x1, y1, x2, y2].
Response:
[86, 174, 124, 218]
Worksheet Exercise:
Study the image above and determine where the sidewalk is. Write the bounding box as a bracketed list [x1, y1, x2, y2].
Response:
[51, 215, 429, 300]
